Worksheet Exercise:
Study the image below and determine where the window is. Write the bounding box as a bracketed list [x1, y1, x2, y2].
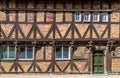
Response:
[1, 45, 15, 60]
[19, 45, 34, 60]
[74, 12, 108, 22]
[55, 45, 70, 60]
[102, 13, 108, 22]
[84, 12, 90, 22]
[74, 12, 81, 22]
[93, 12, 99, 22]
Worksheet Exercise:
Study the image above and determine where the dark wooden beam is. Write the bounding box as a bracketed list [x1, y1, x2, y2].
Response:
[52, 41, 55, 73]
[106, 52, 112, 73]
[0, 8, 112, 12]
[70, 41, 74, 73]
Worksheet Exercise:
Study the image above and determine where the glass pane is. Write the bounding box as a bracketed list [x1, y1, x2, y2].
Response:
[55, 46, 62, 58]
[27, 46, 33, 59]
[84, 12, 90, 22]
[93, 12, 99, 22]
[9, 45, 15, 59]
[63, 46, 69, 58]
[102, 13, 108, 22]
[75, 12, 81, 22]
[19, 46, 25, 59]
[2, 45, 8, 59]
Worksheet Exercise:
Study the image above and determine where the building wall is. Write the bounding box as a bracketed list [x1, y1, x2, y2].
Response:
[0, 1, 120, 39]
[0, 0, 120, 73]
[0, 45, 90, 73]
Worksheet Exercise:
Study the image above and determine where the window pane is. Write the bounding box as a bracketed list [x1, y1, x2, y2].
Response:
[27, 46, 33, 59]
[19, 46, 26, 59]
[74, 12, 81, 22]
[84, 12, 90, 22]
[93, 12, 99, 22]
[55, 46, 62, 58]
[9, 45, 15, 59]
[63, 46, 69, 58]
[2, 45, 7, 59]
[102, 13, 108, 22]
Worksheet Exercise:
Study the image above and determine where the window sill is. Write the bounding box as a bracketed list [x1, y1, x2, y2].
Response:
[102, 21, 108, 22]
[83, 21, 91, 22]
[18, 59, 34, 60]
[2, 58, 16, 60]
[93, 21, 100, 22]
[74, 21, 81, 22]
[55, 58, 70, 60]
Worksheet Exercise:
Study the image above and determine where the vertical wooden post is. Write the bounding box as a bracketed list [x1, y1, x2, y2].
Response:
[34, 0, 37, 40]
[43, 44, 46, 61]
[89, 50, 93, 74]
[106, 52, 112, 74]
[70, 41, 74, 73]
[106, 42, 112, 74]
[52, 41, 55, 73]
[15, 0, 18, 39]
[14, 41, 18, 72]
[88, 41, 93, 74]
[33, 41, 37, 72]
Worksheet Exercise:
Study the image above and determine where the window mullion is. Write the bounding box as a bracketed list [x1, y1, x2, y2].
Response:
[89, 13, 90, 21]
[98, 14, 100, 22]
[8, 45, 9, 59]
[62, 46, 63, 59]
[69, 46, 70, 59]
[26, 46, 27, 59]
[33, 46, 34, 59]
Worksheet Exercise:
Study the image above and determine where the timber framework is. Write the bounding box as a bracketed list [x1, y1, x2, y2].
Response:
[0, 0, 120, 74]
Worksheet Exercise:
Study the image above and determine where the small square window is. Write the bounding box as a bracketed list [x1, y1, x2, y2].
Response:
[74, 12, 81, 22]
[102, 13, 108, 22]
[93, 12, 99, 22]
[83, 12, 90, 22]
[55, 45, 70, 60]
[1, 45, 15, 60]
[19, 45, 34, 60]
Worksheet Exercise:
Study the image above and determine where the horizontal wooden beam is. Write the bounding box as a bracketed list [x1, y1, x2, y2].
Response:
[0, 38, 119, 42]
[0, 8, 112, 12]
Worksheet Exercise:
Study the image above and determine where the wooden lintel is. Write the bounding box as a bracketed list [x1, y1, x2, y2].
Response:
[32, 41, 37, 45]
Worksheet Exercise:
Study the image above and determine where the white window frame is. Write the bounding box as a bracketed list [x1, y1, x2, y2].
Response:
[19, 45, 34, 60]
[83, 12, 91, 22]
[1, 45, 16, 60]
[102, 13, 108, 22]
[55, 45, 71, 60]
[74, 12, 81, 22]
[93, 12, 100, 22]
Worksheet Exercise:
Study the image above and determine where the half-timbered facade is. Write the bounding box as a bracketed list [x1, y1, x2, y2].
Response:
[0, 0, 120, 74]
